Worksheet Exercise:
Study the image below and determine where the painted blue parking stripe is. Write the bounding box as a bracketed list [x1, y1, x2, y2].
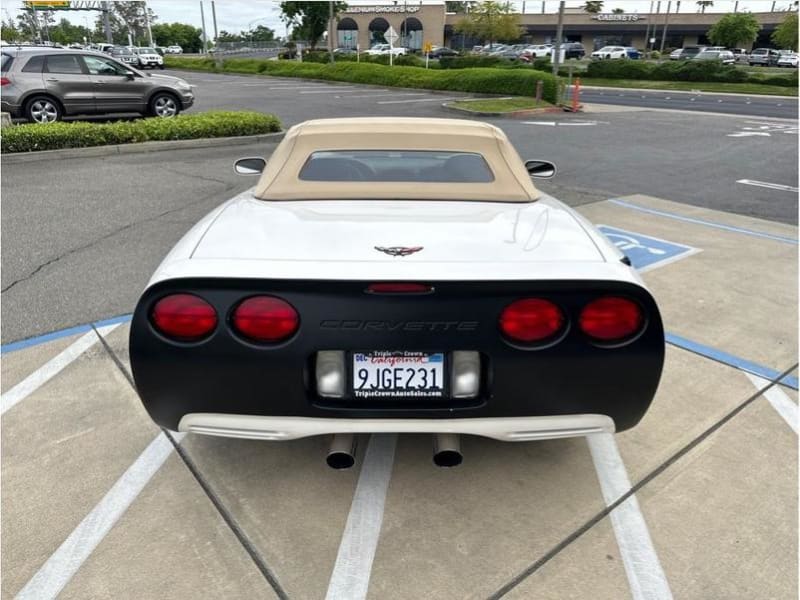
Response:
[0, 314, 133, 355]
[608, 199, 799, 245]
[666, 333, 798, 390]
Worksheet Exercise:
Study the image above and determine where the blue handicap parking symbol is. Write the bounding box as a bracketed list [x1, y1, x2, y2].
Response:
[597, 225, 700, 271]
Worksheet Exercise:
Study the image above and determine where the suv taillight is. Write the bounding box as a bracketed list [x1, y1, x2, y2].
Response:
[231, 296, 299, 343]
[151, 294, 217, 341]
[1, 77, 11, 86]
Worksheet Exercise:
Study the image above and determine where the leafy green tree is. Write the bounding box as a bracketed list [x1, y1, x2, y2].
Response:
[707, 12, 760, 48]
[246, 25, 275, 42]
[17, 10, 54, 42]
[151, 22, 203, 52]
[696, 1, 714, 13]
[771, 13, 798, 50]
[1, 18, 23, 43]
[446, 1, 477, 12]
[217, 30, 243, 43]
[48, 18, 93, 45]
[612, 7, 625, 14]
[280, 1, 347, 49]
[582, 1, 604, 13]
[454, 1, 522, 47]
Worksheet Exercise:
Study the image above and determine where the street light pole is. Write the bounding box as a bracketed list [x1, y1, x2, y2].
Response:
[552, 0, 564, 77]
[199, 0, 208, 53]
[329, 0, 335, 63]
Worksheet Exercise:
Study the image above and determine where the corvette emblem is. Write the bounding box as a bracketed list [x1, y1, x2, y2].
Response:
[374, 246, 424, 257]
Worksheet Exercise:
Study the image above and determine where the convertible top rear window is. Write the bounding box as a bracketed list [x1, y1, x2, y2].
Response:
[298, 150, 495, 183]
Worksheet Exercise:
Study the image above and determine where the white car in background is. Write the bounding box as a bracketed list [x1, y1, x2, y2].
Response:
[166, 45, 183, 54]
[591, 46, 628, 60]
[523, 44, 553, 58]
[366, 43, 407, 56]
[777, 52, 798, 68]
[132, 47, 164, 69]
[669, 48, 683, 60]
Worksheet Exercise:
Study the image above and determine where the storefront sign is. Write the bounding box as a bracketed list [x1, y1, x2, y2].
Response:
[593, 14, 645, 21]
[345, 5, 421, 13]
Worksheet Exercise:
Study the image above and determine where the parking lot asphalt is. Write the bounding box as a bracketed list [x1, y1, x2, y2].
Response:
[2, 72, 797, 344]
[1, 70, 798, 600]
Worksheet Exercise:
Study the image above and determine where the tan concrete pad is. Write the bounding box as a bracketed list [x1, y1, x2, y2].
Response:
[180, 433, 360, 599]
[504, 518, 630, 600]
[96, 321, 132, 374]
[368, 434, 605, 600]
[1, 342, 158, 597]
[60, 453, 278, 600]
[1, 333, 83, 393]
[578, 194, 798, 369]
[637, 396, 797, 599]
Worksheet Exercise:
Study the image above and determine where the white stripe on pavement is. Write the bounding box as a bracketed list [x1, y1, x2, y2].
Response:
[587, 433, 673, 600]
[15, 432, 186, 600]
[339, 93, 427, 99]
[1, 324, 120, 416]
[736, 179, 799, 193]
[746, 373, 799, 434]
[301, 89, 387, 95]
[377, 97, 459, 104]
[325, 434, 397, 600]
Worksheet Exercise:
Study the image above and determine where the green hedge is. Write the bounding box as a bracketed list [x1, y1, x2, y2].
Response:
[585, 59, 797, 86]
[164, 57, 561, 103]
[1, 110, 281, 153]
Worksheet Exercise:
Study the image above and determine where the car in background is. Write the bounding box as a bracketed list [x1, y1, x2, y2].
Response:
[522, 44, 552, 58]
[591, 46, 627, 60]
[128, 117, 665, 470]
[625, 47, 642, 59]
[677, 45, 707, 60]
[748, 48, 780, 66]
[166, 45, 183, 54]
[0, 46, 194, 123]
[694, 50, 735, 64]
[427, 46, 459, 58]
[730, 48, 749, 63]
[561, 42, 586, 59]
[154, 46, 168, 56]
[777, 52, 798, 68]
[333, 47, 357, 55]
[669, 48, 683, 60]
[133, 47, 164, 69]
[109, 45, 140, 67]
[365, 43, 407, 56]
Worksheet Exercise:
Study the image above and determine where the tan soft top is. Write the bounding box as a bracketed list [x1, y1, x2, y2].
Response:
[253, 117, 540, 202]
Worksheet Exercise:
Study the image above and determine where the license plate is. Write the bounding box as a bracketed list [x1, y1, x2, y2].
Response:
[352, 351, 445, 399]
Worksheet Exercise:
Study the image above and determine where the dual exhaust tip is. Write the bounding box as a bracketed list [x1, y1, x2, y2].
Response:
[326, 433, 463, 470]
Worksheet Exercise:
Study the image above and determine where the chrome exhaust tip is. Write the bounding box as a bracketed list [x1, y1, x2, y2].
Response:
[433, 433, 463, 467]
[327, 433, 356, 469]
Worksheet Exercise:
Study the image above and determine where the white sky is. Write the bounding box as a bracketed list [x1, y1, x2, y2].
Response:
[3, 0, 795, 37]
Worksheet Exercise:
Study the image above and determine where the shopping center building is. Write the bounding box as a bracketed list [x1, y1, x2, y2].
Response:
[336, 3, 793, 51]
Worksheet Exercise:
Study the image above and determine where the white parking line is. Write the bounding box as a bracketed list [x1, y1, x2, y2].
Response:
[736, 179, 799, 193]
[337, 93, 427, 99]
[587, 433, 673, 600]
[325, 434, 397, 600]
[16, 431, 186, 600]
[301, 89, 388, 95]
[746, 373, 798, 434]
[1, 324, 120, 416]
[377, 97, 460, 104]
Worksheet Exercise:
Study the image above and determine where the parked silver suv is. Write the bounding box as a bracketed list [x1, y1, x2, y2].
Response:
[1, 47, 194, 123]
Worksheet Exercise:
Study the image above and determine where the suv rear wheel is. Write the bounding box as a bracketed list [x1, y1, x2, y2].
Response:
[25, 96, 61, 123]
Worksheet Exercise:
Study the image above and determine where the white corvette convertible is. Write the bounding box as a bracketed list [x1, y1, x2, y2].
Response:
[130, 118, 664, 468]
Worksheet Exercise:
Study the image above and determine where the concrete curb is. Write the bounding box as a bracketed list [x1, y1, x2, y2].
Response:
[0, 131, 285, 164]
[441, 102, 567, 118]
[581, 83, 798, 99]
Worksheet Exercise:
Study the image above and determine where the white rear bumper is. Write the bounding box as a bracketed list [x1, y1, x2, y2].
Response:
[177, 413, 615, 442]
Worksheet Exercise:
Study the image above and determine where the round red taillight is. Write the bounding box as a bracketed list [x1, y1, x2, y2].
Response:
[151, 294, 217, 341]
[579, 297, 644, 342]
[499, 298, 565, 343]
[232, 296, 299, 342]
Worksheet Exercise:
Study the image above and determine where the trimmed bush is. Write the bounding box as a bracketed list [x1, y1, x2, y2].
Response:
[165, 57, 561, 103]
[439, 55, 510, 69]
[1, 110, 281, 153]
[585, 59, 749, 83]
[749, 70, 798, 87]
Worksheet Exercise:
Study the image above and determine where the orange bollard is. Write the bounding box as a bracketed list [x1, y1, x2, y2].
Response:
[572, 77, 581, 112]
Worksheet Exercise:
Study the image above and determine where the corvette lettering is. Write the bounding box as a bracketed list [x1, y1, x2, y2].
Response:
[320, 320, 478, 332]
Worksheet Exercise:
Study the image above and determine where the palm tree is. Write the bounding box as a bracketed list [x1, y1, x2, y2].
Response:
[696, 1, 714, 13]
[582, 1, 604, 13]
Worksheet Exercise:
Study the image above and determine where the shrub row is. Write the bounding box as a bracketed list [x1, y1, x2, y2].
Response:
[164, 57, 562, 103]
[585, 59, 798, 86]
[1, 110, 281, 153]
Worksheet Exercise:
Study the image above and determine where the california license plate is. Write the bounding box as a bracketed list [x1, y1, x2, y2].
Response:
[352, 351, 445, 399]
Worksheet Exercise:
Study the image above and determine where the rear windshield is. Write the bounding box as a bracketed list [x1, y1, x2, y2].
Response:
[112, 47, 132, 55]
[298, 150, 495, 183]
